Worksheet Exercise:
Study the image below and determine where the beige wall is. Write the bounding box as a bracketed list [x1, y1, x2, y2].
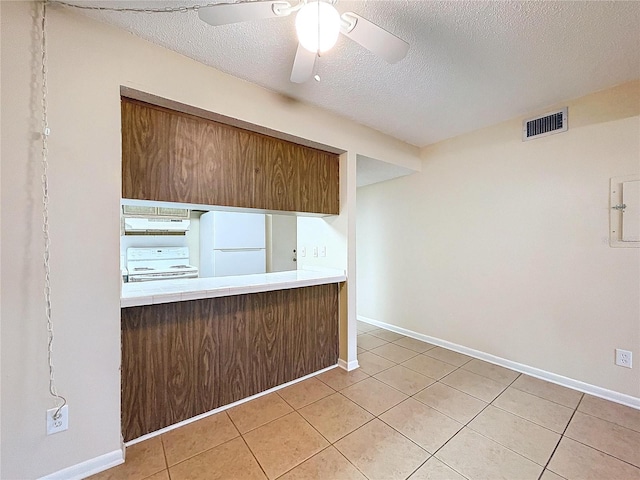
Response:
[357, 80, 640, 398]
[0, 3, 419, 478]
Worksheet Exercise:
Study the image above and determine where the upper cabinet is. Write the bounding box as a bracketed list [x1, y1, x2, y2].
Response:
[121, 98, 340, 215]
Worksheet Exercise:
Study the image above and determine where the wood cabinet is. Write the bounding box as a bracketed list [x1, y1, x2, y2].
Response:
[120, 284, 339, 441]
[121, 98, 339, 214]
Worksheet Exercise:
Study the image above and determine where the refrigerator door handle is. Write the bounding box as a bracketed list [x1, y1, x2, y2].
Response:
[217, 248, 265, 252]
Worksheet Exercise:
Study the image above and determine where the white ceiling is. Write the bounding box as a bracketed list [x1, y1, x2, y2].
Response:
[61, 0, 640, 149]
[356, 155, 414, 188]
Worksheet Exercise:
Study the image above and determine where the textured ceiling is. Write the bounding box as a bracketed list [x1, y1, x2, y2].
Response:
[60, 0, 640, 147]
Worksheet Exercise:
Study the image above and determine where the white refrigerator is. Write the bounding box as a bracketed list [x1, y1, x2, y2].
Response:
[200, 211, 266, 277]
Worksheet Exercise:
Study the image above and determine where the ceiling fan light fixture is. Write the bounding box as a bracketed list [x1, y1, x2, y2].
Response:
[295, 1, 340, 54]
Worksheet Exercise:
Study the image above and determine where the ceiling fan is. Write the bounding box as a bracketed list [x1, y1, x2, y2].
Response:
[198, 0, 409, 83]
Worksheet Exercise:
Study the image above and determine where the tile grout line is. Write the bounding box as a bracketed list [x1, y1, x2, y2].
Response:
[289, 389, 378, 479]
[332, 340, 443, 478]
[268, 375, 378, 479]
[373, 370, 438, 393]
[351, 402, 433, 478]
[159, 433, 170, 478]
[556, 396, 640, 473]
[228, 394, 293, 436]
[423, 370, 524, 478]
[402, 455, 434, 480]
[238, 433, 271, 480]
[429, 364, 506, 404]
[508, 382, 583, 410]
[480, 374, 571, 445]
[488, 394, 572, 435]
[276, 379, 337, 412]
[222, 409, 242, 435]
[159, 436, 239, 473]
[360, 354, 471, 479]
[221, 407, 276, 479]
[558, 436, 640, 472]
[487, 401, 566, 435]
[331, 417, 382, 479]
[330, 444, 372, 480]
[464, 385, 576, 472]
[575, 407, 640, 434]
[538, 392, 584, 480]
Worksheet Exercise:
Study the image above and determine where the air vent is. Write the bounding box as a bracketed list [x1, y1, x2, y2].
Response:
[522, 107, 568, 141]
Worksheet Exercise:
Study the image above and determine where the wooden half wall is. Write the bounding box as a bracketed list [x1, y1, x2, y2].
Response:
[121, 284, 339, 441]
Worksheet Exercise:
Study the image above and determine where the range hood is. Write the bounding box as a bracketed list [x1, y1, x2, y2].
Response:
[124, 217, 191, 234]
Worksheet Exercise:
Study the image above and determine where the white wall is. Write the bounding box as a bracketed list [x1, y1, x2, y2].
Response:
[0, 3, 419, 478]
[187, 211, 202, 270]
[357, 81, 640, 399]
[297, 216, 348, 271]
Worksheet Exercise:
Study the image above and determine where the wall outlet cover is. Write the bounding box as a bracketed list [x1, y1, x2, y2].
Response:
[46, 405, 69, 435]
[615, 349, 633, 368]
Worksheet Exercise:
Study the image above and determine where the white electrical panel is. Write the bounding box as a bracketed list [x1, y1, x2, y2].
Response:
[610, 175, 640, 248]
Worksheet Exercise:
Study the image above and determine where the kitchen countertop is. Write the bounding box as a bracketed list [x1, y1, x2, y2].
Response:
[121, 268, 347, 308]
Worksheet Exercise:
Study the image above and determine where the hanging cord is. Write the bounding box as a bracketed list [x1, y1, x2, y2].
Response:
[41, 0, 67, 420]
[49, 0, 225, 14]
[40, 0, 259, 419]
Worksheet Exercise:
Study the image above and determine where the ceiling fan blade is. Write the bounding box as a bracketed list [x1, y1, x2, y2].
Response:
[340, 12, 409, 64]
[198, 1, 291, 27]
[290, 44, 317, 83]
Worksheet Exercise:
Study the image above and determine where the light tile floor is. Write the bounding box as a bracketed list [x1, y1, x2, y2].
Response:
[91, 321, 640, 480]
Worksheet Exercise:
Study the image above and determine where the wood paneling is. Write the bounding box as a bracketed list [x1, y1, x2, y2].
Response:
[121, 285, 339, 441]
[121, 98, 339, 214]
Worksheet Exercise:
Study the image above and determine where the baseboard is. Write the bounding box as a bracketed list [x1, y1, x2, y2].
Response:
[358, 315, 640, 410]
[338, 358, 360, 371]
[126, 363, 339, 446]
[39, 447, 124, 480]
[40, 363, 341, 478]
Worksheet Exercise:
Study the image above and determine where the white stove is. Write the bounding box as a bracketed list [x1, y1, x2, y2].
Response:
[125, 247, 198, 282]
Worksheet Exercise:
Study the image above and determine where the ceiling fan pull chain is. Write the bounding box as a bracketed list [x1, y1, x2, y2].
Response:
[314, 0, 321, 81]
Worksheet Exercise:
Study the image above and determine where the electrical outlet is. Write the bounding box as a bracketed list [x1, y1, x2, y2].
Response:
[313, 246, 318, 257]
[46, 405, 69, 435]
[320, 246, 326, 257]
[615, 349, 633, 368]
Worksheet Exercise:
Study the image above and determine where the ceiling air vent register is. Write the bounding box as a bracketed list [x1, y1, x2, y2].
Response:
[522, 107, 568, 141]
